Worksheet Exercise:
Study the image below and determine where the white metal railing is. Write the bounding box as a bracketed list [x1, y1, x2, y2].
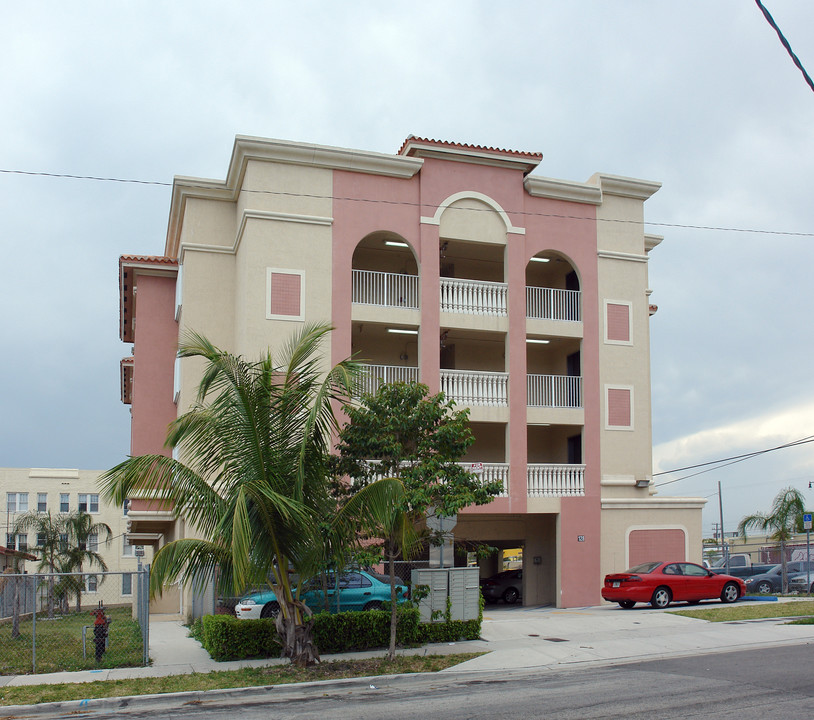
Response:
[352, 269, 420, 309]
[527, 374, 583, 408]
[526, 287, 581, 322]
[364, 460, 507, 497]
[458, 462, 509, 497]
[440, 369, 508, 407]
[527, 464, 585, 497]
[356, 364, 419, 397]
[440, 278, 507, 316]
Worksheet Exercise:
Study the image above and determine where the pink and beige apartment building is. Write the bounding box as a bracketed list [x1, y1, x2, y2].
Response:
[118, 135, 705, 611]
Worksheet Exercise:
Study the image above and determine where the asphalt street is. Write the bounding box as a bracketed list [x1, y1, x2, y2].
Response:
[12, 644, 814, 719]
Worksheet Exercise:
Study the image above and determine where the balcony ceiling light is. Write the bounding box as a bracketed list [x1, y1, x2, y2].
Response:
[530, 256, 550, 263]
[387, 328, 418, 335]
[385, 240, 409, 248]
[526, 338, 550, 344]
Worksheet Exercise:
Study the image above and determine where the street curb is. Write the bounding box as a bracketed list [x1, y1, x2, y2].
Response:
[0, 672, 415, 718]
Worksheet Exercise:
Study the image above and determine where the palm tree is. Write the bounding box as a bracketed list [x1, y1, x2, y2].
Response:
[14, 510, 70, 618]
[738, 487, 806, 593]
[63, 511, 112, 612]
[334, 477, 420, 661]
[99, 323, 360, 667]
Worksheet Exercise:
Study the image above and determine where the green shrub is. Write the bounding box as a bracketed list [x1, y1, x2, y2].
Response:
[201, 615, 281, 661]
[198, 606, 479, 661]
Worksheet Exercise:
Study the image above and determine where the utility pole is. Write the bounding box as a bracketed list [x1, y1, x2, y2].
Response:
[718, 481, 727, 574]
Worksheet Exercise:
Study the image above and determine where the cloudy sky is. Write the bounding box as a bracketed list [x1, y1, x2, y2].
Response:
[1, 1, 812, 535]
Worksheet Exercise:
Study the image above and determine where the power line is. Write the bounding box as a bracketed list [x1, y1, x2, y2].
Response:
[754, 0, 814, 94]
[653, 435, 814, 488]
[1, 167, 812, 239]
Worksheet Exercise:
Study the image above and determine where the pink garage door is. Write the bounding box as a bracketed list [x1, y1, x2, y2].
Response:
[628, 529, 685, 567]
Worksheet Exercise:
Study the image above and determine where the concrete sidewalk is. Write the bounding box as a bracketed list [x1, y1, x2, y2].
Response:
[2, 599, 814, 689]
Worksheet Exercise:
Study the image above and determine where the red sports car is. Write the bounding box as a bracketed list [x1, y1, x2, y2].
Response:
[602, 561, 746, 609]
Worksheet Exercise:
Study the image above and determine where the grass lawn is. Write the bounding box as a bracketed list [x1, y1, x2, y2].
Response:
[0, 653, 484, 707]
[670, 599, 814, 622]
[0, 606, 144, 675]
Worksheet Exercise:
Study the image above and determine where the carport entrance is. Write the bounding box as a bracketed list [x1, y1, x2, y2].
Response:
[454, 513, 558, 606]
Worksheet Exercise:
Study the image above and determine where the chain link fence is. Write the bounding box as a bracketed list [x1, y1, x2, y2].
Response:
[0, 569, 149, 675]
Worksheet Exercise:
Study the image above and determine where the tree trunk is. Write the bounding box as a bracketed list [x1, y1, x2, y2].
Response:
[274, 598, 320, 667]
[388, 542, 397, 662]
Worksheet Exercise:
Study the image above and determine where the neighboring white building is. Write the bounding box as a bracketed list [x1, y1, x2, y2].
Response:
[0, 467, 152, 605]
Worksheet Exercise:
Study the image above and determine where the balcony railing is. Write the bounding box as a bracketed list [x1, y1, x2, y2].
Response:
[457, 462, 509, 497]
[526, 287, 581, 322]
[364, 460, 507, 497]
[527, 464, 585, 497]
[352, 269, 419, 309]
[440, 369, 508, 407]
[357, 364, 419, 397]
[441, 278, 507, 316]
[527, 374, 583, 408]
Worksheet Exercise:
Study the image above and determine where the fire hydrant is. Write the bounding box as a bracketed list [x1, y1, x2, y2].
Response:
[90, 603, 111, 662]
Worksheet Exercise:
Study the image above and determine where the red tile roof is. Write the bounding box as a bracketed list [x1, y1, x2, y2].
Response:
[398, 136, 543, 161]
[120, 255, 178, 266]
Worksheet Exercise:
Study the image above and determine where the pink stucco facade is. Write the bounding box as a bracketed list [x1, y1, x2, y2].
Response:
[331, 142, 603, 606]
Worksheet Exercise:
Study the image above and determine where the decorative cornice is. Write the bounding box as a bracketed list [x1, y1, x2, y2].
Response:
[523, 176, 602, 205]
[644, 234, 663, 252]
[597, 250, 650, 263]
[28, 468, 80, 479]
[602, 497, 708, 510]
[592, 173, 662, 200]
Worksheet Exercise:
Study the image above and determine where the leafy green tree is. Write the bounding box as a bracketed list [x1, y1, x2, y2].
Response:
[100, 324, 359, 667]
[738, 487, 806, 593]
[332, 381, 502, 649]
[333, 382, 502, 516]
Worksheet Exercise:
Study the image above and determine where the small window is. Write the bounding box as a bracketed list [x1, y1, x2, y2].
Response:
[85, 576, 98, 593]
[6, 493, 28, 513]
[37, 533, 46, 547]
[123, 536, 134, 556]
[37, 493, 47, 512]
[78, 494, 99, 513]
[59, 533, 68, 552]
[88, 533, 99, 552]
[5, 534, 28, 552]
[60, 493, 70, 513]
[122, 573, 133, 596]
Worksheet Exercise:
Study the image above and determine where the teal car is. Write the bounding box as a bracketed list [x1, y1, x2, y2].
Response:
[234, 570, 408, 619]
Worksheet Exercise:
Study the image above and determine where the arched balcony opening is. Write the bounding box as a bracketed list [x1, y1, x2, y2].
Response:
[525, 252, 581, 323]
[352, 232, 419, 309]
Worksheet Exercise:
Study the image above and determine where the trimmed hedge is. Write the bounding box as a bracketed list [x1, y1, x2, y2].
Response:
[198, 607, 480, 661]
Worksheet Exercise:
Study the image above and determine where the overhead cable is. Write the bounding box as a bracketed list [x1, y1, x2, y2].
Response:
[0, 168, 812, 238]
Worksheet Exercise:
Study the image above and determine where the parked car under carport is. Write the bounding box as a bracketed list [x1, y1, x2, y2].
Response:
[480, 569, 523, 604]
